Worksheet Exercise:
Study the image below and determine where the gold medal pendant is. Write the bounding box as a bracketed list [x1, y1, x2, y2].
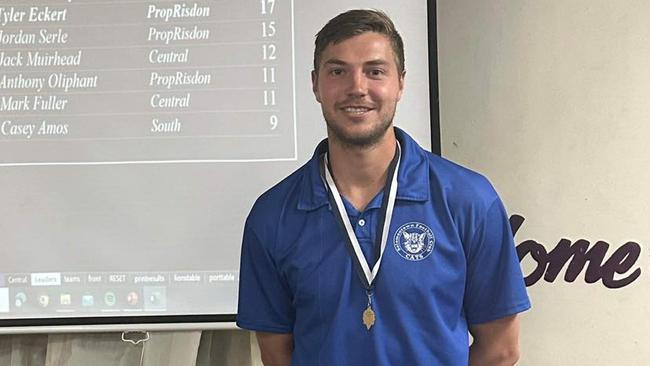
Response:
[362, 305, 376, 330]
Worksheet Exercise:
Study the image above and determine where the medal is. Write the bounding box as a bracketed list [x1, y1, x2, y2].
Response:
[323, 142, 401, 332]
[363, 306, 376, 330]
[362, 291, 376, 330]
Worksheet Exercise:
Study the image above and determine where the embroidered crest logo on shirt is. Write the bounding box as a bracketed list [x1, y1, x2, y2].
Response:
[394, 222, 435, 261]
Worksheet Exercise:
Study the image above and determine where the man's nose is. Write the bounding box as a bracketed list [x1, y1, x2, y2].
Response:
[346, 70, 368, 97]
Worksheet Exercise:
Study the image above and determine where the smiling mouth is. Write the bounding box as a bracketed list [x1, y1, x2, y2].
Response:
[341, 106, 374, 115]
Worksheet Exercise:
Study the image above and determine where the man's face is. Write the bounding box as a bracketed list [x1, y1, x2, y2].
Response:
[312, 32, 404, 148]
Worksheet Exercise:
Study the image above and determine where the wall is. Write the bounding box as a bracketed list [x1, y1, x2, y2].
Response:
[437, 1, 650, 364]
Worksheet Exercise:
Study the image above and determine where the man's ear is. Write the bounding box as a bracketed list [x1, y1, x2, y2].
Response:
[396, 70, 406, 101]
[311, 70, 321, 103]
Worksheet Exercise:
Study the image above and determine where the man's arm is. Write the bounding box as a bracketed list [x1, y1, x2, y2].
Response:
[256, 332, 294, 366]
[468, 315, 521, 366]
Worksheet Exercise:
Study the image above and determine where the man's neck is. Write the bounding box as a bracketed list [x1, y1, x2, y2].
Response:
[327, 129, 397, 211]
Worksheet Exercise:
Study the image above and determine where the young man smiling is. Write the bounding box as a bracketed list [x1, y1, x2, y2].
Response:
[237, 9, 530, 366]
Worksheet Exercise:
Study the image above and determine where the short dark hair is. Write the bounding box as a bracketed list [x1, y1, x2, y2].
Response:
[314, 9, 405, 75]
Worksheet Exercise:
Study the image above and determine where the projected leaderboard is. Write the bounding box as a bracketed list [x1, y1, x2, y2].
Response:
[0, 0, 296, 165]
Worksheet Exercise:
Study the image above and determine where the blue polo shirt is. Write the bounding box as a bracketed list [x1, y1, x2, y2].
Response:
[237, 128, 530, 365]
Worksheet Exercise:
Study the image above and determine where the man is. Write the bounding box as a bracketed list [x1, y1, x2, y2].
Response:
[237, 9, 530, 366]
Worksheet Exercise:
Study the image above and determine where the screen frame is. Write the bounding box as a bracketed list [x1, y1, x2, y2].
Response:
[0, 0, 441, 333]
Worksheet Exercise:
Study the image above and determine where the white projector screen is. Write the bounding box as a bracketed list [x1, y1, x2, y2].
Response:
[0, 0, 433, 331]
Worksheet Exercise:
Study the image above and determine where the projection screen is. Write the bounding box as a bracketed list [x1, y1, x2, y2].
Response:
[0, 0, 434, 331]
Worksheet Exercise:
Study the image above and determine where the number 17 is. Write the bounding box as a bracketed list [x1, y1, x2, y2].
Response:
[261, 0, 275, 14]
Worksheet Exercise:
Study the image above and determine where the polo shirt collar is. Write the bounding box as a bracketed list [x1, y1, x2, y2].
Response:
[297, 127, 430, 211]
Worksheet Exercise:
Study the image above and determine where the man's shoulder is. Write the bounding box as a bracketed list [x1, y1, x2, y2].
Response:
[428, 154, 498, 204]
[246, 158, 314, 228]
[396, 127, 498, 207]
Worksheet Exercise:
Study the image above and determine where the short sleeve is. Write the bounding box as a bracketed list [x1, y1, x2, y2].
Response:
[463, 197, 531, 324]
[236, 219, 294, 333]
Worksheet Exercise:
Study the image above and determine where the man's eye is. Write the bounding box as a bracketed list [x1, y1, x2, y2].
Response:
[329, 69, 344, 76]
[369, 69, 385, 76]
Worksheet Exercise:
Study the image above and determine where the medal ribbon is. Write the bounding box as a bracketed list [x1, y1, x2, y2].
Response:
[323, 142, 401, 290]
